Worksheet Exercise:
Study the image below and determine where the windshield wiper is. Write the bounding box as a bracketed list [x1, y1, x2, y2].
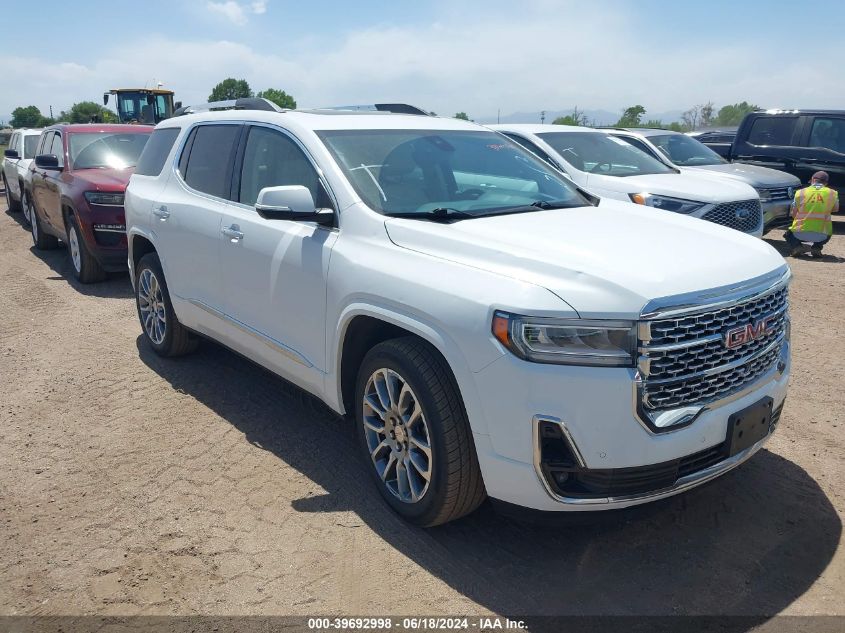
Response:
[384, 208, 476, 222]
[480, 200, 577, 215]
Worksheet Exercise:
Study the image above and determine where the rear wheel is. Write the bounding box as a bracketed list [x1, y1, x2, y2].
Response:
[30, 201, 58, 250]
[67, 215, 107, 283]
[136, 253, 198, 357]
[3, 175, 21, 212]
[355, 337, 485, 526]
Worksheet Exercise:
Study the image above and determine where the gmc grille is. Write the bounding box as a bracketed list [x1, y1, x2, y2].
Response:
[639, 286, 788, 413]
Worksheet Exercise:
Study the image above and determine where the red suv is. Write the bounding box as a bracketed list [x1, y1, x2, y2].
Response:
[28, 124, 153, 282]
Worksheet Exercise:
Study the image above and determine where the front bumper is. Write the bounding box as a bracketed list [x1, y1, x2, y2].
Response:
[79, 205, 128, 273]
[470, 340, 789, 512]
[762, 199, 792, 231]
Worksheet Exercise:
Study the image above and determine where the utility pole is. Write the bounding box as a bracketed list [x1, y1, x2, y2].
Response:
[540, 110, 546, 124]
[497, 108, 500, 124]
[50, 105, 53, 119]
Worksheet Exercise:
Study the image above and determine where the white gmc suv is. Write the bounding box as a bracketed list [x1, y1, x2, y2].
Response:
[125, 100, 791, 526]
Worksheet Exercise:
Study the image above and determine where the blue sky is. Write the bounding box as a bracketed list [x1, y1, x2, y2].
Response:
[1, 0, 843, 123]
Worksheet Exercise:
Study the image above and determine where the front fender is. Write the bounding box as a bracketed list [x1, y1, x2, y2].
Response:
[329, 302, 494, 437]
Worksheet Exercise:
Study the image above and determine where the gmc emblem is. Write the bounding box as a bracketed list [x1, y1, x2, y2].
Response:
[724, 315, 776, 350]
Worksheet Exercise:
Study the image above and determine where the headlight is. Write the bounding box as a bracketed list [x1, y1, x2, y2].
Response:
[754, 187, 773, 202]
[630, 193, 705, 214]
[84, 191, 125, 206]
[492, 311, 636, 367]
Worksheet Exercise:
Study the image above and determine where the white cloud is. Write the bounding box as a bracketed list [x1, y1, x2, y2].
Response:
[1, 4, 841, 122]
[206, 1, 248, 26]
[206, 0, 267, 26]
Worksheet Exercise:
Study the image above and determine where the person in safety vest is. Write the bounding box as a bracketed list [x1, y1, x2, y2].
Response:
[785, 171, 838, 257]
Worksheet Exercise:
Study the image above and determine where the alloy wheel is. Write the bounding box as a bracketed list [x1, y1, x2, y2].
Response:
[362, 368, 433, 503]
[68, 225, 82, 273]
[22, 191, 31, 224]
[138, 268, 167, 345]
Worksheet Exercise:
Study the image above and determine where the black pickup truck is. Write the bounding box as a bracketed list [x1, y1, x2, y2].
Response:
[700, 110, 844, 191]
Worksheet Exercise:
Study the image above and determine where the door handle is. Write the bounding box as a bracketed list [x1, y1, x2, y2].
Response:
[152, 205, 170, 220]
[221, 224, 244, 241]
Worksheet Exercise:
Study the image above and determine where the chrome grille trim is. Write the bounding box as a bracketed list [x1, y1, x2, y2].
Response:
[635, 269, 791, 433]
[701, 199, 762, 233]
[762, 186, 792, 201]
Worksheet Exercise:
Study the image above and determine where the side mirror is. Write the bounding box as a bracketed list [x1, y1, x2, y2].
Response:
[4, 149, 19, 159]
[103, 93, 110, 105]
[255, 185, 333, 225]
[35, 154, 61, 170]
[174, 101, 182, 109]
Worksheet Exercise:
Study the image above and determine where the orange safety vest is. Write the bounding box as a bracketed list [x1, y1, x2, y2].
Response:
[790, 185, 838, 235]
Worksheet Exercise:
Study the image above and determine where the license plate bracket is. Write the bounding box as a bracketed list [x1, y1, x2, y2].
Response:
[727, 397, 773, 457]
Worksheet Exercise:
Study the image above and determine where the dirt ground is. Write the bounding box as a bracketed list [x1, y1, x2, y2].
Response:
[0, 196, 842, 621]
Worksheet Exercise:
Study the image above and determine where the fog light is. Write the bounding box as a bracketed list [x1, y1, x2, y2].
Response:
[553, 472, 570, 485]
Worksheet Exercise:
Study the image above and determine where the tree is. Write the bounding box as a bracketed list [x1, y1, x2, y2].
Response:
[715, 101, 759, 126]
[10, 106, 45, 128]
[454, 112, 470, 120]
[58, 102, 117, 124]
[553, 106, 588, 126]
[681, 105, 702, 131]
[256, 88, 296, 109]
[616, 105, 646, 127]
[208, 78, 253, 102]
[641, 119, 665, 129]
[700, 101, 715, 128]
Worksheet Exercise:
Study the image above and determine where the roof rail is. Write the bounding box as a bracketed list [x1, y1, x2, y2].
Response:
[173, 97, 284, 117]
[316, 103, 431, 116]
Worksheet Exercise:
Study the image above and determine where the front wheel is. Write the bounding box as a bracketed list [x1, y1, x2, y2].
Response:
[67, 215, 106, 283]
[3, 176, 21, 212]
[355, 337, 485, 526]
[135, 253, 198, 357]
[30, 201, 58, 250]
[21, 189, 33, 226]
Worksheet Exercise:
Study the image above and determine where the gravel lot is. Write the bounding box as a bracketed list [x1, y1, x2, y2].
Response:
[0, 197, 843, 620]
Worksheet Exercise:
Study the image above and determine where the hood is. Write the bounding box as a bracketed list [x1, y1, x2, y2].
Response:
[685, 163, 801, 187]
[72, 168, 135, 191]
[587, 171, 758, 204]
[384, 200, 785, 317]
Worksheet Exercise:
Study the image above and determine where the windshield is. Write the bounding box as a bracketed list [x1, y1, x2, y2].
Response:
[70, 132, 151, 170]
[649, 134, 727, 166]
[23, 135, 40, 159]
[538, 131, 675, 177]
[114, 91, 174, 124]
[317, 129, 589, 217]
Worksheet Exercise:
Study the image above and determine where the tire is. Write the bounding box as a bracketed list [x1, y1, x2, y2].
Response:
[30, 200, 59, 250]
[135, 253, 198, 357]
[3, 175, 21, 212]
[355, 337, 485, 526]
[66, 215, 107, 283]
[21, 188, 32, 226]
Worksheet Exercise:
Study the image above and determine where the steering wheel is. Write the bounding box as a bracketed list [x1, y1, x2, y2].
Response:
[590, 162, 612, 174]
[457, 188, 486, 200]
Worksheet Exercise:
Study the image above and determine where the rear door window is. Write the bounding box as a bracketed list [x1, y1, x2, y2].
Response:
[808, 117, 845, 154]
[180, 124, 241, 199]
[136, 128, 181, 176]
[747, 117, 798, 146]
